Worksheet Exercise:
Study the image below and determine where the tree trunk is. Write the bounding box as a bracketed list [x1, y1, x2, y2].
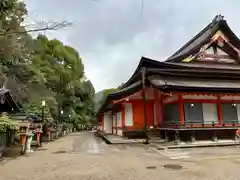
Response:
[57, 94, 61, 124]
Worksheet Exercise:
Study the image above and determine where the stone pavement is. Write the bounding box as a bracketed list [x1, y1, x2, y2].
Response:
[0, 132, 240, 180]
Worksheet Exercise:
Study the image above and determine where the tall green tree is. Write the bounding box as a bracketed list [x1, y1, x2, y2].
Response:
[0, 0, 96, 128]
[31, 35, 95, 125]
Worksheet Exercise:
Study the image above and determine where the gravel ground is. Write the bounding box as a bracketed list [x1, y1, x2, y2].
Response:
[0, 132, 240, 180]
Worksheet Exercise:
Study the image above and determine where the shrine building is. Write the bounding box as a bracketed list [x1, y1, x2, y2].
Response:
[97, 15, 240, 142]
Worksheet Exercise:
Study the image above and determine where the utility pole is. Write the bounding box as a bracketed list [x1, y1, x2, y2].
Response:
[141, 67, 148, 144]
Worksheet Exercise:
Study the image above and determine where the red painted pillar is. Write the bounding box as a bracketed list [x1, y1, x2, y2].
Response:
[178, 94, 185, 125]
[21, 135, 26, 147]
[36, 132, 41, 147]
[160, 95, 165, 126]
[217, 96, 223, 125]
[21, 135, 27, 154]
[154, 89, 160, 127]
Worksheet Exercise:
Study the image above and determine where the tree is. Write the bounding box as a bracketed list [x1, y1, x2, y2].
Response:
[31, 35, 95, 126]
[0, 0, 96, 129]
[0, 0, 28, 65]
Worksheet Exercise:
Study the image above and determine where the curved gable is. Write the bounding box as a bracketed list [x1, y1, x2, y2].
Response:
[166, 15, 240, 63]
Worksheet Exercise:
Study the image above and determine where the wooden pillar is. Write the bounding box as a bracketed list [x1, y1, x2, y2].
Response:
[178, 94, 184, 125]
[115, 113, 118, 134]
[21, 135, 26, 154]
[191, 131, 196, 142]
[21, 135, 26, 146]
[154, 89, 160, 127]
[175, 130, 180, 144]
[112, 115, 114, 134]
[141, 67, 148, 144]
[160, 94, 165, 126]
[102, 115, 104, 132]
[36, 132, 41, 147]
[47, 130, 51, 141]
[217, 95, 223, 125]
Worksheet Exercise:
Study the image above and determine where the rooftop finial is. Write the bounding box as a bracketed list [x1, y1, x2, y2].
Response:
[213, 14, 224, 23]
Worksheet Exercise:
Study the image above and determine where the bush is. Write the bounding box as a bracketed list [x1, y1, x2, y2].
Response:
[0, 115, 19, 133]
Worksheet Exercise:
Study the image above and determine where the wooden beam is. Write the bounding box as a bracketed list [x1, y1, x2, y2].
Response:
[112, 90, 143, 104]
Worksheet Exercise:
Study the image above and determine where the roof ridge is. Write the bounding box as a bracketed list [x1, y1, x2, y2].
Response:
[166, 15, 224, 62]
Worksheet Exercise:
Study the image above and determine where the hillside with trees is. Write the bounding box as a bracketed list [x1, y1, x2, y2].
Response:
[94, 83, 125, 113]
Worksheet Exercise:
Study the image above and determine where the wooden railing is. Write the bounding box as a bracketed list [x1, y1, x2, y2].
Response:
[162, 120, 240, 128]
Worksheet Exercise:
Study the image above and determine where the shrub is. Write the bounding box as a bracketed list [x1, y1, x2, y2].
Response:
[0, 115, 19, 132]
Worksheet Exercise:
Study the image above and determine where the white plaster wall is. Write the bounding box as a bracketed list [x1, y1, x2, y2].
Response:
[183, 95, 217, 100]
[103, 112, 113, 133]
[125, 103, 133, 126]
[113, 115, 116, 127]
[237, 104, 240, 123]
[117, 112, 122, 127]
[202, 103, 219, 124]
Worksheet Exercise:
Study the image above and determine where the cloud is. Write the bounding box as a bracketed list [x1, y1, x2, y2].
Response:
[24, 0, 240, 91]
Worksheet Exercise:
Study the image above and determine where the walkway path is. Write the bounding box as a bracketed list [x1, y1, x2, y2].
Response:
[0, 132, 240, 180]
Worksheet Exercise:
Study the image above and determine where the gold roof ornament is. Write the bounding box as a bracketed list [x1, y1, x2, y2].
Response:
[182, 55, 194, 62]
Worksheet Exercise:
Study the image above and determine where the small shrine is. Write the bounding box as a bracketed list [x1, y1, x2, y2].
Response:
[0, 87, 21, 156]
[11, 113, 43, 153]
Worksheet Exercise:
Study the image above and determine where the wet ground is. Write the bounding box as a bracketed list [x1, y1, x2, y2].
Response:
[1, 132, 240, 180]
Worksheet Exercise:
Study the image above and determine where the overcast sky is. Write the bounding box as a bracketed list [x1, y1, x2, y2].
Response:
[24, 0, 240, 92]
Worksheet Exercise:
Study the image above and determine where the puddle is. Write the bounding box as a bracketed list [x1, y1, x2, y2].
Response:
[230, 159, 240, 164]
[52, 150, 66, 154]
[163, 164, 183, 170]
[116, 145, 127, 150]
[36, 148, 48, 151]
[146, 166, 156, 169]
